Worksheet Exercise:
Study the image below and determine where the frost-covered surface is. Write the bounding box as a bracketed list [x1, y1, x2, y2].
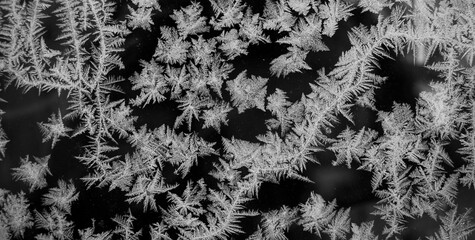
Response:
[0, 0, 475, 239]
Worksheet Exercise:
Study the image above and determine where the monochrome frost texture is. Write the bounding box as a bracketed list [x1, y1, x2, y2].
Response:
[12, 155, 51, 192]
[0, 192, 33, 239]
[0, 0, 475, 239]
[42, 180, 79, 214]
[38, 111, 71, 148]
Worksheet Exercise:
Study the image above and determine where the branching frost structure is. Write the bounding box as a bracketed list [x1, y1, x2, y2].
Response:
[0, 0, 475, 239]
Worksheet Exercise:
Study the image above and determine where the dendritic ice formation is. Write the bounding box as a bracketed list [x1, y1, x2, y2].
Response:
[0, 0, 475, 239]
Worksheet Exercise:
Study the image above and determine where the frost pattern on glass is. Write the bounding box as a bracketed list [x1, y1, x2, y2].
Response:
[0, 0, 475, 239]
